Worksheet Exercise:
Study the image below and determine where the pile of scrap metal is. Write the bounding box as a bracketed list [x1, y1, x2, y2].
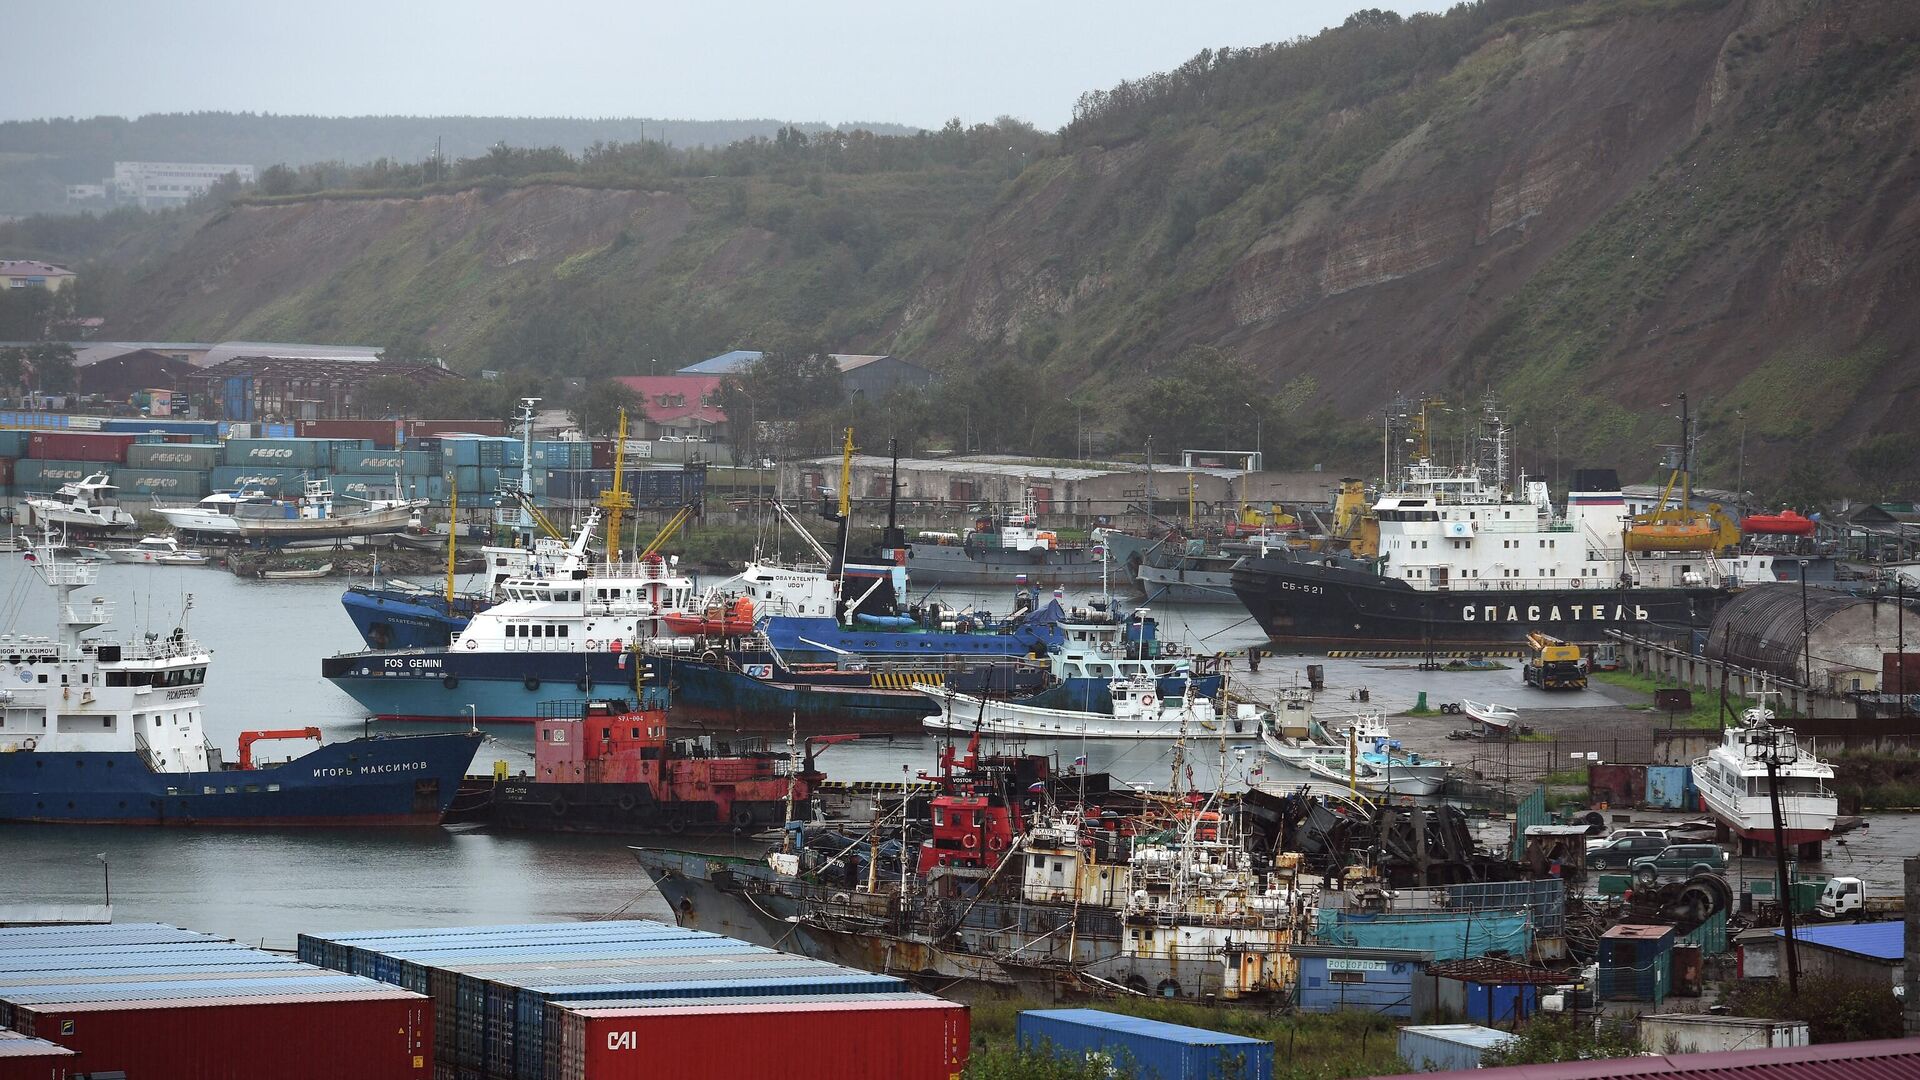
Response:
[1564, 873, 1734, 960]
[1250, 790, 1516, 887]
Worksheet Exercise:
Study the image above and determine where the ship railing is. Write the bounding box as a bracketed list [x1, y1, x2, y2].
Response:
[111, 636, 210, 661]
[837, 654, 1050, 677]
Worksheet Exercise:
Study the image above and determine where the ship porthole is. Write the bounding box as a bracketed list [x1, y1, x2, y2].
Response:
[443, 675, 459, 689]
[524, 676, 541, 692]
[616, 794, 637, 812]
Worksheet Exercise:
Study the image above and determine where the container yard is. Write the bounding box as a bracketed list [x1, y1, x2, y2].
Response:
[297, 921, 967, 1080]
[0, 923, 430, 1080]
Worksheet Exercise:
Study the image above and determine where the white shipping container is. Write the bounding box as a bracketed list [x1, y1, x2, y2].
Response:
[1637, 1015, 1808, 1055]
[1397, 1025, 1513, 1072]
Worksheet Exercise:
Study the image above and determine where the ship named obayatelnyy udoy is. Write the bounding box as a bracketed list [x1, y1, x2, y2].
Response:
[1232, 403, 1778, 650]
[0, 538, 480, 825]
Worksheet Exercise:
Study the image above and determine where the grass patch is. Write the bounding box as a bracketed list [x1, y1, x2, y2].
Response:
[1543, 765, 1591, 788]
[965, 998, 1406, 1079]
[1398, 706, 1442, 717]
[1827, 750, 1920, 811]
[1591, 670, 1768, 728]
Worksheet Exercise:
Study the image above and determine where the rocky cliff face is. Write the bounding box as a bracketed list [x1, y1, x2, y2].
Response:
[85, 0, 1920, 489]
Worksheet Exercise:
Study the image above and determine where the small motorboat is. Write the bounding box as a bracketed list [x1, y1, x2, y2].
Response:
[105, 535, 208, 565]
[261, 563, 334, 580]
[1460, 699, 1519, 734]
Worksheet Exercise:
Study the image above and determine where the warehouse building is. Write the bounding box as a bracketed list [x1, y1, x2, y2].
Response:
[1774, 921, 1904, 989]
[1703, 584, 1914, 694]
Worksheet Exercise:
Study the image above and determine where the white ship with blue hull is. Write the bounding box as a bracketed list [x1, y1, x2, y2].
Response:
[322, 510, 699, 723]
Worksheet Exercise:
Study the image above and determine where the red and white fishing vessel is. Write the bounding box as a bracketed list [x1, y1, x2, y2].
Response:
[1690, 701, 1837, 849]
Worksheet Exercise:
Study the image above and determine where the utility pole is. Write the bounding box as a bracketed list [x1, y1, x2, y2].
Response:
[1800, 560, 1813, 693]
[1758, 732, 1801, 997]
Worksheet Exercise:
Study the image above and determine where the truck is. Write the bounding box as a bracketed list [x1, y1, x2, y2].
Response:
[1815, 876, 1905, 920]
[1523, 632, 1588, 690]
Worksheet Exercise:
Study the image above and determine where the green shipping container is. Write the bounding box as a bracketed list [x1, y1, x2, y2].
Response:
[333, 449, 437, 475]
[221, 438, 338, 469]
[112, 468, 212, 499]
[208, 465, 310, 496]
[127, 443, 222, 470]
[15, 459, 99, 489]
[330, 474, 416, 501]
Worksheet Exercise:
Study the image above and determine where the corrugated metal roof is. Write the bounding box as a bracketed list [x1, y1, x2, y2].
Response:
[1603, 924, 1677, 941]
[1773, 920, 1903, 961]
[676, 350, 765, 374]
[1704, 583, 1874, 683]
[1400, 1024, 1516, 1050]
[1020, 1009, 1268, 1047]
[1372, 1037, 1920, 1078]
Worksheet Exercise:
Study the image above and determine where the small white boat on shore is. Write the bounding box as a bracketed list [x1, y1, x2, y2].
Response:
[1260, 690, 1449, 796]
[918, 675, 1258, 740]
[24, 474, 137, 533]
[1461, 699, 1519, 735]
[261, 563, 334, 580]
[105, 535, 209, 566]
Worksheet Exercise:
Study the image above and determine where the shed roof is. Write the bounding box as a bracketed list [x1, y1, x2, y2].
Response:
[677, 350, 765, 374]
[1427, 957, 1570, 985]
[1372, 1037, 1920, 1079]
[803, 454, 1131, 482]
[1773, 920, 1902, 961]
[1602, 924, 1677, 942]
[1400, 1024, 1515, 1049]
[1021, 1009, 1267, 1047]
[0, 260, 75, 278]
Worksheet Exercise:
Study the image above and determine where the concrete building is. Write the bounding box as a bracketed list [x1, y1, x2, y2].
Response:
[610, 374, 726, 439]
[0, 260, 76, 292]
[64, 183, 108, 203]
[111, 161, 256, 209]
[1775, 922, 1904, 988]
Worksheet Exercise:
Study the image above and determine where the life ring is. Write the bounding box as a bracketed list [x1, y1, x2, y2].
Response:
[524, 676, 541, 692]
[731, 807, 754, 830]
[985, 834, 1006, 851]
[961, 833, 980, 850]
[21, 737, 35, 751]
[616, 793, 637, 813]
[586, 640, 599, 650]
[576, 675, 591, 692]
[549, 796, 569, 817]
[443, 675, 459, 689]
[465, 639, 477, 650]
[665, 815, 687, 835]
[1139, 693, 1156, 708]
[701, 651, 721, 667]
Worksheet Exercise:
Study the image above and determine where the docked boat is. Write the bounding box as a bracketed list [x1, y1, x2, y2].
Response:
[1259, 690, 1447, 796]
[1232, 399, 1773, 651]
[1005, 604, 1225, 713]
[1338, 712, 1455, 791]
[260, 563, 333, 579]
[919, 674, 1256, 740]
[159, 479, 424, 542]
[0, 537, 481, 825]
[904, 491, 1107, 586]
[321, 510, 701, 723]
[23, 474, 136, 533]
[1690, 702, 1837, 853]
[632, 738, 1303, 1000]
[453, 693, 817, 835]
[104, 535, 209, 565]
[641, 640, 1001, 734]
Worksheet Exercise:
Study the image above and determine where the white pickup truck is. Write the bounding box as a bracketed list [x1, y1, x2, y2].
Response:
[1815, 876, 1905, 920]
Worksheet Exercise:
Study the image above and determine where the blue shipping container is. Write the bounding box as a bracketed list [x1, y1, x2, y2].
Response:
[1017, 1010, 1274, 1080]
[334, 449, 437, 475]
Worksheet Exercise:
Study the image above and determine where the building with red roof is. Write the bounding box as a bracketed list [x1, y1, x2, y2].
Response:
[612, 374, 728, 439]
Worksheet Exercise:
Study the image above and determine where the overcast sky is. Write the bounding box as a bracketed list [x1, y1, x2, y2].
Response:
[4, 1, 1453, 130]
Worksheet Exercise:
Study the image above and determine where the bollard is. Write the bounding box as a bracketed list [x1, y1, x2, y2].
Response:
[1416, 691, 1428, 712]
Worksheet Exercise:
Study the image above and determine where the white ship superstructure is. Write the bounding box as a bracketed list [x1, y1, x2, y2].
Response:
[1690, 704, 1837, 847]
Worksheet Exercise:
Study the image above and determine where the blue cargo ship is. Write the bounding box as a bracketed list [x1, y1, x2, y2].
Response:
[0, 539, 480, 826]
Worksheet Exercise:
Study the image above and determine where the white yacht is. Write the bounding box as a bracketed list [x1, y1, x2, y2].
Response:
[105, 535, 209, 565]
[160, 480, 422, 541]
[24, 473, 136, 532]
[918, 675, 1259, 740]
[1691, 701, 1837, 848]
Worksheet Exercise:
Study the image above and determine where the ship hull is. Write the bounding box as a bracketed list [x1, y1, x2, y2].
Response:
[921, 689, 1255, 741]
[341, 587, 483, 650]
[633, 848, 1288, 1001]
[1136, 563, 1242, 605]
[645, 654, 939, 734]
[0, 732, 481, 825]
[478, 780, 792, 836]
[233, 504, 422, 541]
[1691, 764, 1837, 847]
[322, 649, 640, 724]
[904, 543, 1108, 586]
[1232, 555, 1728, 650]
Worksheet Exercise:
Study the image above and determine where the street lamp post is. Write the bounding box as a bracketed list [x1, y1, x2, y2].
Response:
[1799, 559, 1812, 693]
[94, 853, 110, 907]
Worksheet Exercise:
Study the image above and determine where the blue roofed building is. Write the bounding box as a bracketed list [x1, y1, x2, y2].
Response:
[676, 350, 766, 375]
[1773, 921, 1904, 988]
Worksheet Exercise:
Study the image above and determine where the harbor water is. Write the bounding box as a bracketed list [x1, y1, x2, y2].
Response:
[3, 556, 1913, 946]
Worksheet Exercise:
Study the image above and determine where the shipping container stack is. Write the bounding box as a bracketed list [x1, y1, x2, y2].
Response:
[0, 922, 432, 1080]
[0, 1027, 75, 1080]
[298, 920, 969, 1080]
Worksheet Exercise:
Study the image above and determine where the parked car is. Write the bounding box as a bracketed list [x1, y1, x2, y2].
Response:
[1631, 843, 1729, 883]
[1585, 827, 1668, 852]
[1585, 834, 1670, 869]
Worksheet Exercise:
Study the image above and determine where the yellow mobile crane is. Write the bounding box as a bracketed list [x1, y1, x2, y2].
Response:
[1523, 632, 1587, 690]
[598, 407, 636, 564]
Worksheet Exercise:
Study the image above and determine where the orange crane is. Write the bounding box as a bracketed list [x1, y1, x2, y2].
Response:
[238, 727, 322, 770]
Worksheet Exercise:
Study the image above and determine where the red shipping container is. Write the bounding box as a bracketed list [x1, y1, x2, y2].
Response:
[563, 997, 968, 1080]
[0, 1029, 74, 1080]
[297, 419, 400, 448]
[13, 991, 430, 1080]
[591, 440, 614, 470]
[24, 432, 135, 465]
[0, 458, 13, 485]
